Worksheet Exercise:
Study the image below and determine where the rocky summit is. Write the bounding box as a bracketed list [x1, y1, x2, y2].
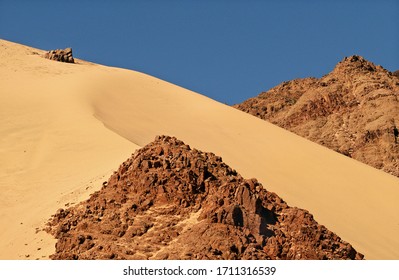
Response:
[44, 48, 74, 63]
[46, 136, 363, 260]
[234, 55, 399, 177]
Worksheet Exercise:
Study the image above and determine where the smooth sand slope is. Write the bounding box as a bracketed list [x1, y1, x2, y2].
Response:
[0, 40, 139, 259]
[1, 39, 398, 259]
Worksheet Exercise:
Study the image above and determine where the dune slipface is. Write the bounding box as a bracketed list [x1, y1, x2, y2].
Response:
[46, 136, 363, 260]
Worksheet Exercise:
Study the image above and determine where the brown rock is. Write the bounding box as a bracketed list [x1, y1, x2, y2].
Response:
[44, 48, 74, 63]
[234, 55, 399, 178]
[46, 136, 363, 260]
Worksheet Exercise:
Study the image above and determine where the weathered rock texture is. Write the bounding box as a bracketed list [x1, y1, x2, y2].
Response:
[46, 136, 363, 260]
[44, 48, 74, 63]
[234, 55, 399, 177]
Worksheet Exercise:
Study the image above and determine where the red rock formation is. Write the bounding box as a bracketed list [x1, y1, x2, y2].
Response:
[46, 136, 363, 260]
[235, 55, 399, 177]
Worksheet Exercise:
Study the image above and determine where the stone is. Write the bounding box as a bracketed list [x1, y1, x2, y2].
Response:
[46, 136, 363, 260]
[44, 48, 74, 63]
[234, 55, 399, 178]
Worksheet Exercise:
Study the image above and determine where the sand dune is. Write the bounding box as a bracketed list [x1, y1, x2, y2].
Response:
[0, 40, 138, 259]
[1, 39, 398, 259]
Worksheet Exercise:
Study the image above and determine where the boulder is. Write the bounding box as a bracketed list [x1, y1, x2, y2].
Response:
[44, 48, 74, 63]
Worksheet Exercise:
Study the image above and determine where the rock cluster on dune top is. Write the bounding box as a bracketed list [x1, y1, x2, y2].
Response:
[46, 136, 363, 260]
[234, 55, 399, 177]
[44, 48, 74, 63]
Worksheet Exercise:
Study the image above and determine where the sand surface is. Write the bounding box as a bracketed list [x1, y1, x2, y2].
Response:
[1, 39, 398, 259]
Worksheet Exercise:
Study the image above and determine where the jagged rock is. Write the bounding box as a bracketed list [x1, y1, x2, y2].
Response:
[234, 55, 399, 177]
[44, 48, 74, 63]
[46, 136, 363, 260]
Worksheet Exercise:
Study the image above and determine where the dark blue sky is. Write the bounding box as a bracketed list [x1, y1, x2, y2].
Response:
[1, 0, 398, 104]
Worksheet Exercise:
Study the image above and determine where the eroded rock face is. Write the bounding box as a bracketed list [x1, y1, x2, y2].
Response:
[44, 48, 74, 63]
[46, 136, 363, 260]
[234, 55, 399, 177]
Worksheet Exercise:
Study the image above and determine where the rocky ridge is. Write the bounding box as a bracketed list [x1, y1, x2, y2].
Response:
[234, 56, 399, 177]
[46, 136, 363, 260]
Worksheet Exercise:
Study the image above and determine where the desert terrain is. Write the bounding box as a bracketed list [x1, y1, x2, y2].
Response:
[1, 39, 399, 259]
[46, 136, 363, 260]
[235, 55, 399, 177]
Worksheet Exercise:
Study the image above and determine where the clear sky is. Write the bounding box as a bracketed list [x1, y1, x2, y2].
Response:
[1, 0, 398, 105]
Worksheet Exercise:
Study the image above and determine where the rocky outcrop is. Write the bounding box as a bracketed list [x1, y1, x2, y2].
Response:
[44, 48, 74, 63]
[46, 136, 363, 260]
[235, 55, 399, 177]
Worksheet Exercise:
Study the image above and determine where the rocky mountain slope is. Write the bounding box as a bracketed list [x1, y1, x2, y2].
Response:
[234, 56, 399, 177]
[46, 136, 363, 260]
